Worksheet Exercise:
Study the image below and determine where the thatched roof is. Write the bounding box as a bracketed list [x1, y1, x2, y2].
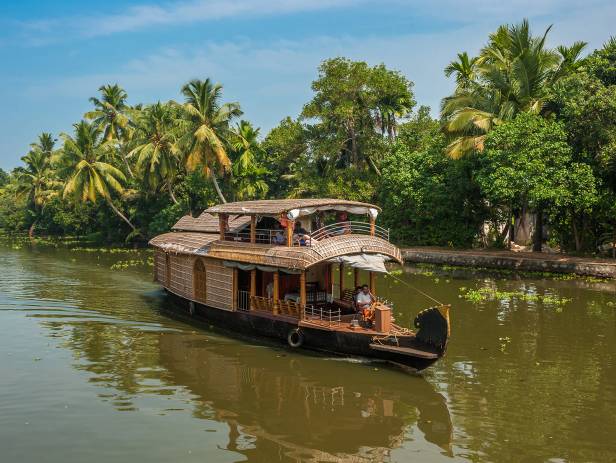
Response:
[205, 199, 381, 217]
[149, 232, 218, 255]
[150, 233, 401, 269]
[172, 213, 250, 233]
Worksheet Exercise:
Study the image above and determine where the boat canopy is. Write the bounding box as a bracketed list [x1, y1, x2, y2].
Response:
[150, 233, 402, 269]
[172, 213, 250, 233]
[205, 199, 380, 219]
[327, 254, 389, 273]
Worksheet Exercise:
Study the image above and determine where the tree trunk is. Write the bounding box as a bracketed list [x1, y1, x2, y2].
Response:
[348, 123, 358, 166]
[167, 183, 178, 205]
[210, 172, 227, 204]
[121, 154, 134, 179]
[533, 207, 543, 253]
[498, 221, 510, 245]
[572, 216, 581, 252]
[28, 222, 36, 238]
[106, 198, 137, 231]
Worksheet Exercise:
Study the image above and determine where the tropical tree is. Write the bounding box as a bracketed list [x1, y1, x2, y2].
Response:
[444, 52, 480, 89]
[129, 103, 181, 204]
[58, 121, 137, 233]
[178, 78, 242, 203]
[230, 120, 269, 200]
[441, 19, 586, 159]
[477, 113, 596, 252]
[85, 84, 135, 176]
[14, 135, 60, 236]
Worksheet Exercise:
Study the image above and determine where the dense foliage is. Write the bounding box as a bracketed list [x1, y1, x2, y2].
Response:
[1, 20, 615, 255]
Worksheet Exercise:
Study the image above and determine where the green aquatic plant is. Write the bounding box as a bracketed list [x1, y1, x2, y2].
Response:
[460, 287, 572, 307]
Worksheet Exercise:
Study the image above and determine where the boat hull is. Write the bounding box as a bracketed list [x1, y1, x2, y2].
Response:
[163, 291, 442, 372]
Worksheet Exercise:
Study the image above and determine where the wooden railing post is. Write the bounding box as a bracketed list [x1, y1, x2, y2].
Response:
[250, 269, 257, 310]
[299, 271, 306, 308]
[250, 216, 256, 243]
[339, 263, 344, 293]
[273, 271, 279, 302]
[286, 220, 295, 247]
[369, 215, 376, 236]
[369, 271, 376, 296]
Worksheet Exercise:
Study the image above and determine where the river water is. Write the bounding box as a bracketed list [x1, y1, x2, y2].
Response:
[1, 238, 615, 462]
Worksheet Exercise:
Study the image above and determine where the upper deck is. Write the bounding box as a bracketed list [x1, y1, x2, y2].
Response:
[152, 198, 400, 269]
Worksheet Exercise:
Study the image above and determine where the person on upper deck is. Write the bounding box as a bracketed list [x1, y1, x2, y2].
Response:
[293, 222, 311, 246]
[272, 223, 286, 245]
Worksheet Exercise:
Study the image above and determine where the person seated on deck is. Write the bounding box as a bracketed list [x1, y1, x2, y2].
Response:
[356, 284, 376, 326]
[293, 222, 312, 246]
[333, 212, 351, 235]
[272, 223, 286, 245]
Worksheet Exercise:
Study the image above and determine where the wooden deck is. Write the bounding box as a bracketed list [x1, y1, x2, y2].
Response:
[369, 343, 438, 359]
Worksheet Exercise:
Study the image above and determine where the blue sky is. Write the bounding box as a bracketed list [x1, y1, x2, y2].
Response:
[1, 0, 614, 170]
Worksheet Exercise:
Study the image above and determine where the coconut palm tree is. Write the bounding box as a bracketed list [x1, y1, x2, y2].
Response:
[59, 121, 137, 232]
[441, 19, 586, 159]
[230, 120, 269, 200]
[129, 103, 181, 204]
[15, 137, 60, 236]
[85, 84, 135, 176]
[178, 78, 242, 203]
[444, 52, 480, 89]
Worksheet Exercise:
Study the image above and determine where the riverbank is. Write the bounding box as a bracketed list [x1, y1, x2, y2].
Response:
[401, 247, 616, 279]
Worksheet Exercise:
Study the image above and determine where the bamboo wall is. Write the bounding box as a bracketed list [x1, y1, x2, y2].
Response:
[168, 254, 193, 300]
[154, 250, 168, 284]
[153, 250, 235, 311]
[205, 259, 234, 311]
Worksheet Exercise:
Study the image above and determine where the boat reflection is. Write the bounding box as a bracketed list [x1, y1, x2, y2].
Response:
[159, 331, 453, 461]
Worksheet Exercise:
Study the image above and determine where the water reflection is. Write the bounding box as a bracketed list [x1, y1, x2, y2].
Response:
[158, 331, 453, 461]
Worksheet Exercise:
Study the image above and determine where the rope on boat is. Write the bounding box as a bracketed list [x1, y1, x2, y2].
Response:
[386, 272, 445, 306]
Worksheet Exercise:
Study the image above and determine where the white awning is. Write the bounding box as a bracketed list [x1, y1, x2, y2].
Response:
[327, 254, 389, 273]
[287, 205, 379, 220]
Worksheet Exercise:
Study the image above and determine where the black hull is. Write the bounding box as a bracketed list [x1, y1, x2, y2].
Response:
[163, 291, 442, 372]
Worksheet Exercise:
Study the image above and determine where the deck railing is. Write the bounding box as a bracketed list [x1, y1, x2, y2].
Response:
[310, 221, 390, 242]
[303, 305, 341, 327]
[237, 290, 251, 311]
[246, 295, 303, 317]
[223, 221, 390, 246]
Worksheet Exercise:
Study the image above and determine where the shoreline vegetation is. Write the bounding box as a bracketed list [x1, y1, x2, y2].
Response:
[2, 232, 615, 280]
[1, 20, 616, 258]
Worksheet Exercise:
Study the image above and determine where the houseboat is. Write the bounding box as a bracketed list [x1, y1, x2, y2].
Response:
[150, 199, 451, 371]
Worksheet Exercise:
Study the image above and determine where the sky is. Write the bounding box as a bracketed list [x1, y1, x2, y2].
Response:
[0, 0, 614, 170]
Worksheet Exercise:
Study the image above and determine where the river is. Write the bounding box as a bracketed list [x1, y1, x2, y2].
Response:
[1, 237, 615, 462]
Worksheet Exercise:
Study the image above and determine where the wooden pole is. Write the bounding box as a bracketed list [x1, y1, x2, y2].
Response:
[273, 271, 279, 302]
[339, 263, 344, 294]
[250, 269, 257, 310]
[286, 220, 295, 247]
[369, 215, 376, 236]
[219, 214, 228, 241]
[369, 271, 376, 296]
[299, 271, 306, 307]
[354, 268, 360, 289]
[250, 216, 256, 243]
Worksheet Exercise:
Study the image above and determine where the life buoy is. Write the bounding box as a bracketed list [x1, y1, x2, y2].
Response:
[287, 329, 304, 348]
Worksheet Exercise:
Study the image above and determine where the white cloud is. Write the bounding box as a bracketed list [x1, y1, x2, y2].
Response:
[20, 0, 362, 40]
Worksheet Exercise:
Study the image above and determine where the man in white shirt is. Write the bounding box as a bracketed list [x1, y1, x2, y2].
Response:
[355, 284, 374, 311]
